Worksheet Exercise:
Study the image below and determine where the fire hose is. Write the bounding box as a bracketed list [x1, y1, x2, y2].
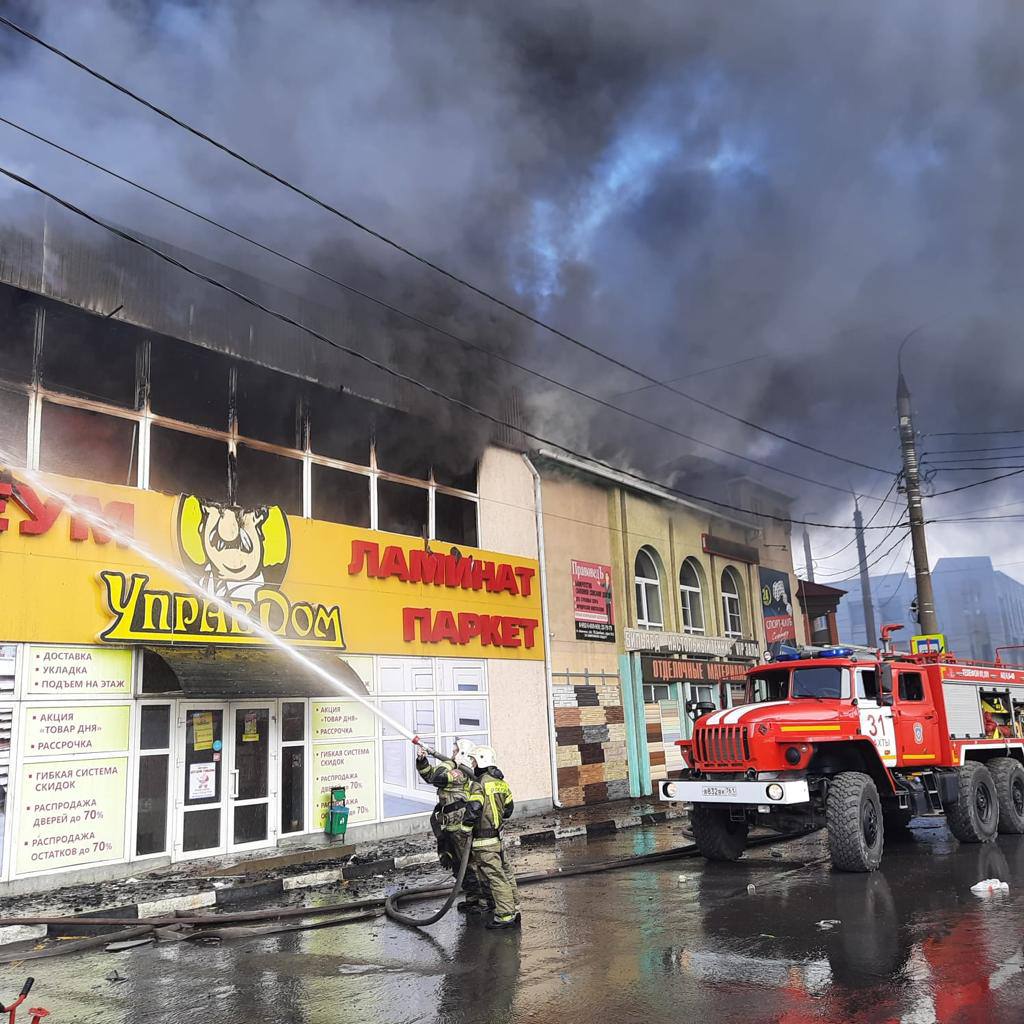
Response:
[383, 828, 474, 927]
[0, 829, 815, 957]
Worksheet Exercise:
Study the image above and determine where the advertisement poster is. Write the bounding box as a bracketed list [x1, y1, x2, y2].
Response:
[192, 711, 214, 751]
[242, 711, 259, 743]
[16, 756, 128, 875]
[571, 560, 615, 642]
[312, 742, 376, 827]
[759, 568, 797, 647]
[311, 701, 376, 742]
[24, 704, 130, 756]
[25, 646, 132, 696]
[189, 762, 217, 800]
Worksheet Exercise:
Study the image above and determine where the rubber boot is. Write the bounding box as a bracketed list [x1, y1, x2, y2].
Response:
[485, 912, 521, 930]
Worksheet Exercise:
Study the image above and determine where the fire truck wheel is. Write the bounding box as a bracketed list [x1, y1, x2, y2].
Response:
[690, 804, 748, 861]
[989, 757, 1024, 834]
[945, 761, 999, 843]
[826, 772, 884, 872]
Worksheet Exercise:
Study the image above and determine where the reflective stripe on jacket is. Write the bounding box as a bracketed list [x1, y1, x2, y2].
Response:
[473, 766, 514, 841]
[416, 755, 480, 832]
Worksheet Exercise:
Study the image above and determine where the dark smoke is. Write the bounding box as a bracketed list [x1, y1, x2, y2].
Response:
[1, 1, 1023, 573]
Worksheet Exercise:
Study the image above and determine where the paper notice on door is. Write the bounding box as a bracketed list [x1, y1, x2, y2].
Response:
[242, 712, 259, 743]
[189, 762, 217, 800]
[193, 712, 214, 751]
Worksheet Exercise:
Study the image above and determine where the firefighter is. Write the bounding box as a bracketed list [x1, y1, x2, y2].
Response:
[982, 696, 1010, 739]
[468, 744, 521, 930]
[414, 740, 486, 910]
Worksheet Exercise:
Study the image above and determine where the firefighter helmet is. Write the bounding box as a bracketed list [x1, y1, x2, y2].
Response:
[471, 745, 497, 770]
[983, 697, 1008, 715]
[453, 742, 476, 769]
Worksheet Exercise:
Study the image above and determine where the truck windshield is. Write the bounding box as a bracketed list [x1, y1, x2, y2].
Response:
[792, 666, 844, 699]
[746, 666, 847, 701]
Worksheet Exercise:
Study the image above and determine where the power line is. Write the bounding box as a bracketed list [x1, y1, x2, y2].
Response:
[925, 444, 1024, 455]
[816, 529, 913, 582]
[810, 475, 902, 563]
[0, 163, 904, 534]
[930, 468, 1024, 496]
[814, 519, 910, 580]
[0, 116, 898, 504]
[0, 13, 893, 478]
[925, 465, 1024, 472]
[925, 428, 1024, 438]
[877, 554, 913, 613]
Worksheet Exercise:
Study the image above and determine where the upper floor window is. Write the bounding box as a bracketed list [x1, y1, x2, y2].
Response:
[679, 558, 706, 635]
[721, 566, 744, 638]
[635, 547, 663, 630]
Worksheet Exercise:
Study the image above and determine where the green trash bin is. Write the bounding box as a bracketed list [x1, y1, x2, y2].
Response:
[326, 786, 350, 837]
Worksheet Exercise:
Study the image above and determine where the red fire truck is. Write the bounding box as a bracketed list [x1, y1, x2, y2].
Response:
[658, 643, 1024, 871]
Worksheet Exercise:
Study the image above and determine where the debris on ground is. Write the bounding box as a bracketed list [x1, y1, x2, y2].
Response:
[816, 919, 841, 930]
[970, 878, 1010, 896]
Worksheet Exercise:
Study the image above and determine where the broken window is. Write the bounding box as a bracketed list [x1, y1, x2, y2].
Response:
[374, 408, 431, 480]
[311, 463, 370, 527]
[0, 286, 36, 384]
[377, 479, 428, 538]
[432, 449, 478, 492]
[38, 402, 139, 485]
[434, 492, 477, 546]
[41, 304, 141, 408]
[0, 385, 28, 466]
[306, 386, 373, 466]
[149, 425, 229, 502]
[236, 444, 302, 516]
[236, 361, 300, 449]
[150, 337, 230, 431]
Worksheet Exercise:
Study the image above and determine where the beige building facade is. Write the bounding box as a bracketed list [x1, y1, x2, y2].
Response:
[530, 452, 806, 805]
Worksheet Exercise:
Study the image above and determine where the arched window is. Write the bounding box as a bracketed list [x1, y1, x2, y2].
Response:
[721, 566, 744, 638]
[634, 547, 663, 629]
[679, 558, 706, 635]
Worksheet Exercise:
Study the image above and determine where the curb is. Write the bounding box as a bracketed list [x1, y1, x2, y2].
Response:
[14, 805, 685, 945]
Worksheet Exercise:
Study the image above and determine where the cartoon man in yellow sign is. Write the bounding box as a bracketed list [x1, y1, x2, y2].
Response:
[176, 495, 290, 601]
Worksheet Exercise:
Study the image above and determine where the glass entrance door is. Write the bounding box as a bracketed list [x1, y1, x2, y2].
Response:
[228, 703, 275, 851]
[179, 704, 227, 858]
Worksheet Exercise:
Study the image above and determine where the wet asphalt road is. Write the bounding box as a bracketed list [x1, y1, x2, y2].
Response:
[3, 821, 1024, 1024]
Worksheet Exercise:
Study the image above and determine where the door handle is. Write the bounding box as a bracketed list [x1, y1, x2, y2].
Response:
[230, 769, 239, 800]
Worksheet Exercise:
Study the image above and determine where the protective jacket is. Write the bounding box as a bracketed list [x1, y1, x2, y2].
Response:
[416, 754, 481, 834]
[472, 766, 514, 845]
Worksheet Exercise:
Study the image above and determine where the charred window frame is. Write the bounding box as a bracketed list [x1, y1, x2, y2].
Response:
[6, 284, 477, 536]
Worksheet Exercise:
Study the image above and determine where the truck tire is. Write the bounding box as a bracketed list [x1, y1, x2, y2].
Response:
[945, 761, 999, 843]
[989, 757, 1024, 834]
[826, 772, 884, 872]
[690, 804, 748, 861]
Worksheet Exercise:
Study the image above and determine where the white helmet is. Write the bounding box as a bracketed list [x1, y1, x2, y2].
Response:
[453, 741, 475, 769]
[471, 745, 497, 770]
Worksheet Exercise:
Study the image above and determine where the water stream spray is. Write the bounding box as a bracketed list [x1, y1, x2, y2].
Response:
[0, 447, 423, 746]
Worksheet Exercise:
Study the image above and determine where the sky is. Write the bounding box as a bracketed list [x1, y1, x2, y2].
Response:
[1, 0, 1024, 583]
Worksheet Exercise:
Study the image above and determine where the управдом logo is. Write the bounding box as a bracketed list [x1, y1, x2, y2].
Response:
[98, 495, 344, 648]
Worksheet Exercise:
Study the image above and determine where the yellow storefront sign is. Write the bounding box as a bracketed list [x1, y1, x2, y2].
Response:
[0, 470, 543, 661]
[24, 704, 131, 756]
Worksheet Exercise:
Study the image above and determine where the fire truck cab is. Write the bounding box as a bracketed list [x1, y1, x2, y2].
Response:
[658, 646, 1024, 871]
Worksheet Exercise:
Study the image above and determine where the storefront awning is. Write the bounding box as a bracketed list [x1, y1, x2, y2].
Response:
[142, 646, 371, 700]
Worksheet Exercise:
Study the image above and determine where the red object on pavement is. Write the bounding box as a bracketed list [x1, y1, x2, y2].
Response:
[0, 980, 49, 1024]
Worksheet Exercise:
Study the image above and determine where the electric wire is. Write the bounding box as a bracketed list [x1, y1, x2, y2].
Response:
[809, 475, 902, 564]
[0, 116, 898, 503]
[813, 517, 910, 581]
[929, 468, 1024, 496]
[0, 13, 893, 477]
[925, 428, 1024, 437]
[0, 163, 902, 533]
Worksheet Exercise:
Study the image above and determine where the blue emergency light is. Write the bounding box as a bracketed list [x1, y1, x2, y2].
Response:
[818, 646, 855, 658]
[772, 645, 802, 661]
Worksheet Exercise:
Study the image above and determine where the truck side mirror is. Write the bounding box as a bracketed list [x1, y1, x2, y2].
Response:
[878, 663, 894, 706]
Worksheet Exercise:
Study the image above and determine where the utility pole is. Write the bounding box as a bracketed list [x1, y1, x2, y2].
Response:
[853, 498, 878, 646]
[897, 371, 938, 633]
[802, 527, 815, 583]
